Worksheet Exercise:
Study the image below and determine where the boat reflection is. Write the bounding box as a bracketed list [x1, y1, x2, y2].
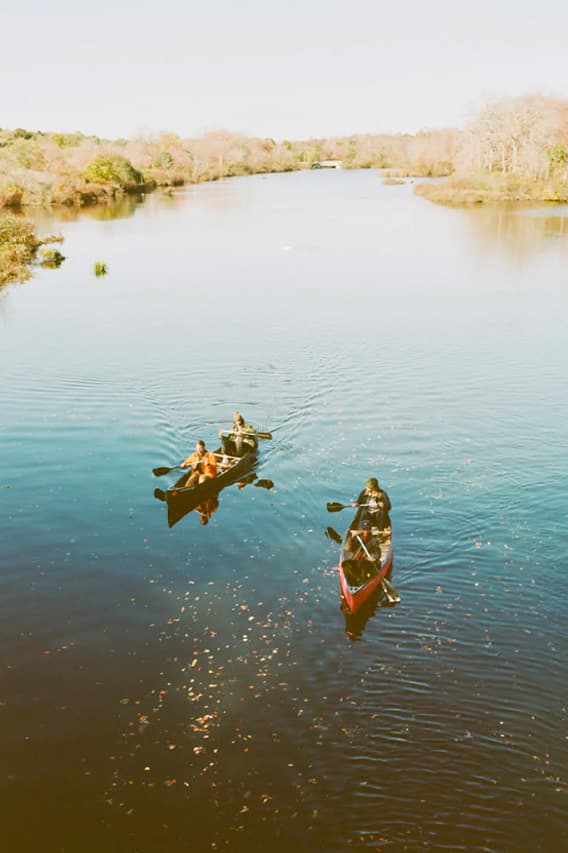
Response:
[153, 465, 274, 529]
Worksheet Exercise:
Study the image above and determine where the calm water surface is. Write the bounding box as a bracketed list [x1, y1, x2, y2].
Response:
[1, 171, 567, 852]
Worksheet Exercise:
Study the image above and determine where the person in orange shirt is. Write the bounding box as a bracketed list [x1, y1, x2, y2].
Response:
[181, 440, 217, 488]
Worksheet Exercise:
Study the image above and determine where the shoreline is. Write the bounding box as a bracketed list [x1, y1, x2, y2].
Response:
[413, 175, 568, 207]
[0, 214, 64, 286]
[3, 168, 568, 286]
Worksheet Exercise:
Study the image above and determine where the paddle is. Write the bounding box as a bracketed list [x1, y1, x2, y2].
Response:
[153, 462, 187, 477]
[254, 478, 274, 490]
[220, 429, 272, 440]
[153, 449, 246, 477]
[353, 534, 399, 604]
[327, 501, 373, 513]
[326, 525, 343, 544]
[326, 526, 399, 604]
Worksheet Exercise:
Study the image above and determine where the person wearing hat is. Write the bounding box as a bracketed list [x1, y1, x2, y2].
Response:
[219, 410, 258, 458]
[344, 477, 392, 555]
[353, 477, 391, 528]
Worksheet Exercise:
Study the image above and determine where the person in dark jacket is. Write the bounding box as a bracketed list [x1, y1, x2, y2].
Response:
[344, 477, 392, 556]
[352, 477, 391, 530]
[219, 410, 258, 458]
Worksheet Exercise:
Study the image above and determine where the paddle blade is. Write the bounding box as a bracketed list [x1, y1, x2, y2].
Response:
[325, 526, 343, 544]
[254, 479, 274, 490]
[255, 431, 272, 440]
[154, 487, 166, 502]
[327, 501, 347, 513]
[153, 466, 173, 477]
[382, 577, 400, 603]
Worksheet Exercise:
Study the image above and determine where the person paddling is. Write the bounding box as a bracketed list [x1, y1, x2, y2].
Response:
[353, 477, 391, 529]
[219, 410, 258, 458]
[345, 477, 392, 555]
[181, 440, 217, 488]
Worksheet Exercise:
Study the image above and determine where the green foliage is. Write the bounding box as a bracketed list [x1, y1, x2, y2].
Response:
[0, 185, 23, 207]
[0, 214, 37, 249]
[83, 155, 143, 185]
[14, 128, 34, 140]
[0, 215, 66, 284]
[40, 248, 65, 268]
[0, 214, 39, 284]
[153, 151, 174, 169]
[342, 143, 357, 168]
[12, 139, 47, 171]
[49, 132, 83, 148]
[548, 142, 568, 172]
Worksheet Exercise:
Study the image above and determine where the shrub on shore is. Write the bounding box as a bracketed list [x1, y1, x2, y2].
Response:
[0, 215, 40, 284]
[0, 214, 64, 285]
[40, 248, 65, 268]
[83, 154, 143, 187]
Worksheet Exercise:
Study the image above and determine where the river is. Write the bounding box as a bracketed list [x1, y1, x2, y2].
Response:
[1, 170, 567, 852]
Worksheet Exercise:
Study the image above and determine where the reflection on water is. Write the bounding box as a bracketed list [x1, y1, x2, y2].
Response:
[155, 459, 274, 529]
[341, 585, 384, 641]
[462, 205, 568, 261]
[1, 170, 567, 853]
[29, 192, 143, 229]
[160, 477, 274, 528]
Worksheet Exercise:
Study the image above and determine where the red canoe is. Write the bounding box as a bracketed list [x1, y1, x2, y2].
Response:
[338, 526, 395, 614]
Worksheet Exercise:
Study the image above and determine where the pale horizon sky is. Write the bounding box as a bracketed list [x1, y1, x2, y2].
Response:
[3, 0, 567, 141]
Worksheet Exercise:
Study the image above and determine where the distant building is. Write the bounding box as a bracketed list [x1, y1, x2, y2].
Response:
[311, 160, 343, 169]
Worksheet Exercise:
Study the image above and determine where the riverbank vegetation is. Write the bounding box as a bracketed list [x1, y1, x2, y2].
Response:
[0, 214, 63, 285]
[0, 124, 456, 211]
[415, 95, 568, 205]
[0, 94, 566, 220]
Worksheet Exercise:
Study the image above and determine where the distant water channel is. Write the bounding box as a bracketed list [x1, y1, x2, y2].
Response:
[1, 170, 567, 852]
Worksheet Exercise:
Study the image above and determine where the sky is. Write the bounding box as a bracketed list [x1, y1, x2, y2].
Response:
[3, 0, 567, 140]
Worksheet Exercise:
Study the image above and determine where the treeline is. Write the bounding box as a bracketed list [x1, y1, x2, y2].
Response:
[0, 125, 457, 210]
[0, 94, 566, 213]
[416, 95, 568, 204]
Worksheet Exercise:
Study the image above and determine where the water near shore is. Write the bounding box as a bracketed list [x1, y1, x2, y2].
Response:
[1, 171, 567, 852]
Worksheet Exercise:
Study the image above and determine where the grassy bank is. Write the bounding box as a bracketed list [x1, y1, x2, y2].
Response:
[384, 163, 454, 179]
[0, 214, 63, 285]
[414, 173, 568, 206]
